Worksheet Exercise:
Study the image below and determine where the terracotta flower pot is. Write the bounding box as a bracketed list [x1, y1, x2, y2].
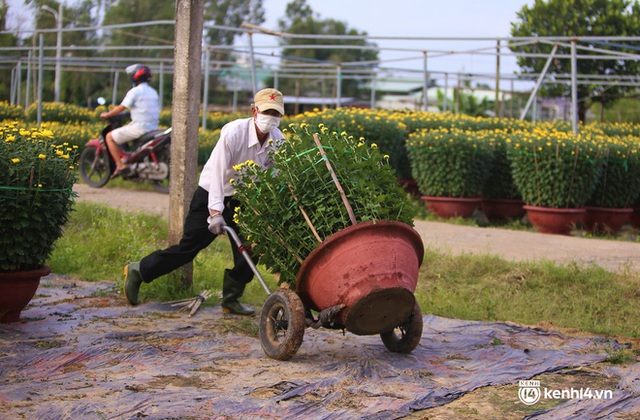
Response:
[296, 221, 424, 335]
[397, 179, 420, 197]
[583, 207, 633, 234]
[481, 198, 525, 221]
[523, 206, 585, 235]
[422, 196, 481, 219]
[0, 265, 50, 323]
[630, 208, 640, 230]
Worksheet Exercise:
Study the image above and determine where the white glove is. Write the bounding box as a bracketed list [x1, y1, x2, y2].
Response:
[207, 214, 226, 235]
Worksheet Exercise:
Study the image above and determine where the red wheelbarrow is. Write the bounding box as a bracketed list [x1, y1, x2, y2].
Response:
[224, 220, 425, 361]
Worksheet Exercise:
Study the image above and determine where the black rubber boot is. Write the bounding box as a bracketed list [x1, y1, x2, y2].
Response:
[221, 269, 255, 316]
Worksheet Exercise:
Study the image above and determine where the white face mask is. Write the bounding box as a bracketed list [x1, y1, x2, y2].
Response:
[255, 113, 281, 134]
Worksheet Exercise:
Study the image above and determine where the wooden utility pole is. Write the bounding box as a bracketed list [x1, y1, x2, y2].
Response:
[169, 0, 204, 286]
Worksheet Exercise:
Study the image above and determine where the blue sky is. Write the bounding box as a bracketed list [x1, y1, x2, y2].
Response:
[254, 0, 535, 89]
[6, 0, 536, 89]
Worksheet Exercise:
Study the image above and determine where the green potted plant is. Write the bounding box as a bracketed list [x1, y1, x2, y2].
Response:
[0, 122, 78, 322]
[507, 127, 605, 234]
[481, 130, 525, 221]
[233, 123, 424, 346]
[583, 133, 640, 233]
[406, 127, 493, 218]
[233, 123, 416, 288]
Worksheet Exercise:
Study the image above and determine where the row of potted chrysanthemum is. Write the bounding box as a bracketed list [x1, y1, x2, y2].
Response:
[406, 126, 640, 235]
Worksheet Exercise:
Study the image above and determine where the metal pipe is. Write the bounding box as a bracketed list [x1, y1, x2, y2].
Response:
[520, 44, 558, 120]
[443, 72, 448, 112]
[41, 4, 62, 102]
[247, 31, 257, 94]
[423, 51, 428, 111]
[223, 226, 271, 295]
[571, 40, 578, 133]
[112, 70, 119, 105]
[202, 48, 210, 131]
[336, 64, 342, 108]
[370, 71, 376, 109]
[25, 50, 32, 112]
[37, 34, 43, 126]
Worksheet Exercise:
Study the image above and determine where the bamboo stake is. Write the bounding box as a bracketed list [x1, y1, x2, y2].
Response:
[288, 184, 322, 243]
[313, 133, 357, 225]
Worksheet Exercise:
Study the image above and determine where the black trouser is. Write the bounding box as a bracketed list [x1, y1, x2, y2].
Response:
[139, 186, 256, 285]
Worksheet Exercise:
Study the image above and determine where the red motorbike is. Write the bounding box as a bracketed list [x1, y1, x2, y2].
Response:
[79, 112, 171, 194]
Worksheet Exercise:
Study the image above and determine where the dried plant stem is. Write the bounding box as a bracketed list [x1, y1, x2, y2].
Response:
[313, 133, 357, 225]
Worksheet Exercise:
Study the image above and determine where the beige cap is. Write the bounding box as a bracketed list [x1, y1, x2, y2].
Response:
[254, 88, 285, 115]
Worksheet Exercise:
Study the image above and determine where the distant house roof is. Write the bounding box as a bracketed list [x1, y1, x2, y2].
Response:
[366, 80, 426, 94]
[283, 96, 356, 106]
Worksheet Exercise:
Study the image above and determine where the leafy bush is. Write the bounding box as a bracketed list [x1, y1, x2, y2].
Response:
[233, 123, 415, 287]
[0, 102, 24, 120]
[44, 121, 102, 154]
[507, 129, 605, 208]
[585, 133, 640, 208]
[26, 102, 96, 124]
[0, 122, 78, 271]
[198, 128, 221, 164]
[482, 130, 521, 200]
[406, 128, 493, 198]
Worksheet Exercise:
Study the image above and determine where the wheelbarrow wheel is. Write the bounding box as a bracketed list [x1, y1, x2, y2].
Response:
[259, 288, 306, 361]
[380, 301, 423, 353]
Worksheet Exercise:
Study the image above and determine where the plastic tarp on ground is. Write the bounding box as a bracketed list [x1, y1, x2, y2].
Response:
[1, 275, 638, 419]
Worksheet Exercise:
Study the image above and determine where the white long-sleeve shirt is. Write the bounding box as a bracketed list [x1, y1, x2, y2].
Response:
[198, 117, 284, 213]
[120, 82, 160, 131]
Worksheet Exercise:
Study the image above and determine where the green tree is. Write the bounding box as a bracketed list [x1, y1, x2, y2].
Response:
[101, 0, 174, 58]
[274, 0, 379, 101]
[24, 0, 103, 104]
[510, 0, 640, 122]
[203, 0, 265, 106]
[101, 0, 264, 106]
[204, 0, 264, 49]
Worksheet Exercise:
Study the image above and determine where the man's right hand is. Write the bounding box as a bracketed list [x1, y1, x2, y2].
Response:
[207, 214, 226, 235]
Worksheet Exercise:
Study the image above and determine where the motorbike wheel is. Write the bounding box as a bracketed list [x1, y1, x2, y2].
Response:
[79, 145, 112, 188]
[380, 300, 423, 354]
[151, 147, 170, 194]
[259, 288, 306, 361]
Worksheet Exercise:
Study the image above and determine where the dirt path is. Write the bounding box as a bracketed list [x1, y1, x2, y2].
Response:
[73, 183, 640, 273]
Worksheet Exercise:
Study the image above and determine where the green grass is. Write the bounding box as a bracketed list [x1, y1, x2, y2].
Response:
[50, 201, 640, 340]
[49, 201, 280, 304]
[416, 249, 640, 338]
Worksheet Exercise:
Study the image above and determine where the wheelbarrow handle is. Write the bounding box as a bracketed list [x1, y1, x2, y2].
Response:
[222, 225, 271, 296]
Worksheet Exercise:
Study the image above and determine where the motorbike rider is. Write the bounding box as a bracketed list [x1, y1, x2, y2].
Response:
[100, 64, 160, 178]
[122, 88, 286, 315]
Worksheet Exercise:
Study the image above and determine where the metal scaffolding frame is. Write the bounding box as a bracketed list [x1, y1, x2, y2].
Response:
[2, 20, 640, 131]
